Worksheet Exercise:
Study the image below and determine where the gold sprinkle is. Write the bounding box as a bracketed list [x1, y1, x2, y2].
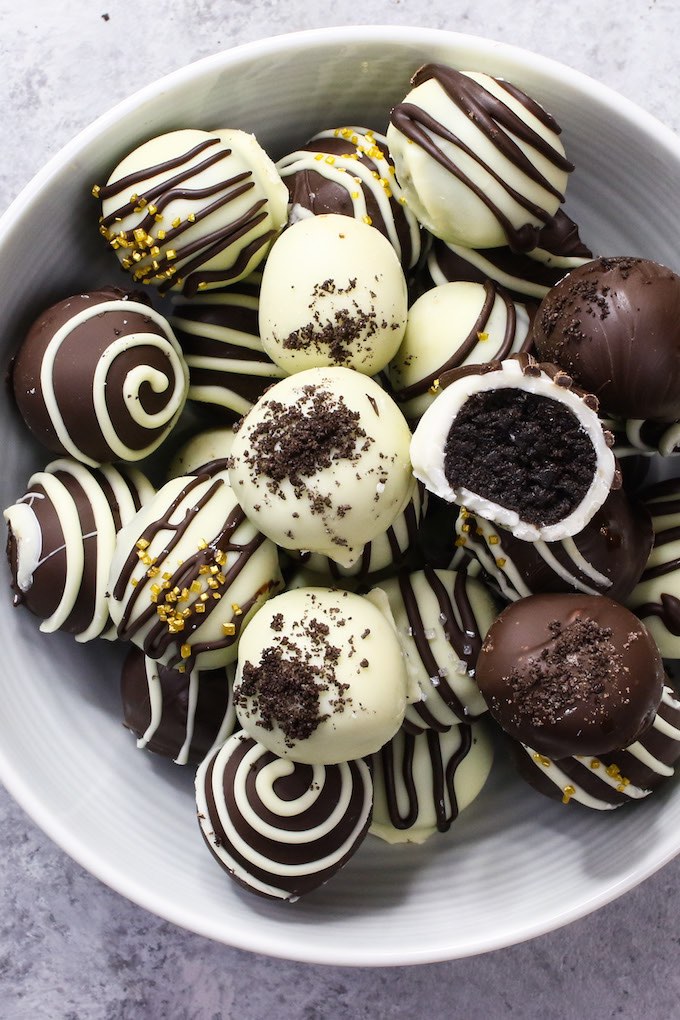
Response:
[187, 213, 196, 223]
[172, 217, 181, 228]
[157, 229, 166, 240]
[533, 752, 551, 768]
[605, 764, 621, 779]
[190, 580, 202, 594]
[147, 203, 158, 216]
[477, 331, 489, 342]
[314, 153, 324, 161]
[91, 184, 101, 198]
[590, 759, 601, 770]
[195, 603, 206, 614]
[488, 535, 500, 545]
[362, 215, 373, 226]
[562, 785, 576, 805]
[428, 379, 440, 395]
[214, 550, 226, 566]
[325, 155, 336, 165]
[136, 539, 150, 550]
[180, 644, 192, 660]
[231, 603, 243, 615]
[495, 557, 507, 568]
[222, 623, 236, 636]
[166, 249, 177, 261]
[147, 565, 160, 578]
[454, 537, 467, 547]
[130, 577, 139, 588]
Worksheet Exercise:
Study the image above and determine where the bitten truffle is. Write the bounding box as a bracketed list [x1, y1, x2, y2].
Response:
[476, 593, 665, 758]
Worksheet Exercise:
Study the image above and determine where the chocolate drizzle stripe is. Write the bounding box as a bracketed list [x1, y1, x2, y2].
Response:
[99, 138, 223, 201]
[179, 230, 276, 298]
[439, 724, 472, 829]
[382, 730, 419, 829]
[641, 557, 680, 582]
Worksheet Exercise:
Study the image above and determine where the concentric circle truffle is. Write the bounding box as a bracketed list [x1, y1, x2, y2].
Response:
[11, 288, 189, 466]
[386, 64, 573, 249]
[228, 367, 413, 567]
[456, 488, 653, 604]
[97, 128, 288, 296]
[258, 215, 407, 375]
[277, 125, 422, 270]
[512, 684, 680, 809]
[121, 646, 237, 765]
[389, 280, 532, 421]
[476, 593, 665, 758]
[375, 566, 497, 731]
[370, 722, 493, 843]
[195, 732, 373, 901]
[170, 273, 287, 419]
[410, 356, 618, 542]
[233, 587, 412, 764]
[4, 457, 153, 642]
[532, 256, 680, 421]
[628, 478, 680, 657]
[107, 468, 282, 671]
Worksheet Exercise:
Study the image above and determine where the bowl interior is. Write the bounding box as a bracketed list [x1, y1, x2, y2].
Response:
[2, 26, 680, 966]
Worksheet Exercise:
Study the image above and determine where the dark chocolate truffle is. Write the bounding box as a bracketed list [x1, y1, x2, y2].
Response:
[410, 355, 618, 542]
[510, 684, 680, 809]
[195, 732, 373, 901]
[121, 646, 237, 764]
[532, 256, 680, 421]
[476, 593, 665, 758]
[4, 458, 153, 642]
[11, 287, 189, 466]
[276, 126, 422, 270]
[456, 487, 653, 604]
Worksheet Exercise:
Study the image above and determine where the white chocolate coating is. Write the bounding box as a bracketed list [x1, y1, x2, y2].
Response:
[386, 70, 570, 248]
[167, 428, 236, 479]
[228, 367, 414, 568]
[107, 469, 282, 670]
[374, 567, 496, 730]
[195, 732, 373, 900]
[389, 281, 531, 421]
[234, 587, 411, 764]
[4, 458, 154, 642]
[370, 721, 493, 843]
[410, 359, 617, 542]
[99, 129, 288, 295]
[258, 215, 407, 376]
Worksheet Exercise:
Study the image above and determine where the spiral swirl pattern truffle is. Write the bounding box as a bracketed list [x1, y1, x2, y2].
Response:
[195, 732, 373, 900]
[11, 288, 189, 467]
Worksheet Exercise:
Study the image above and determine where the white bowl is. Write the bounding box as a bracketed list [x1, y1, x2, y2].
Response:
[2, 26, 680, 967]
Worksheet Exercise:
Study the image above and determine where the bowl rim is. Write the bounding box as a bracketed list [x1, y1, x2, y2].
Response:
[3, 24, 680, 966]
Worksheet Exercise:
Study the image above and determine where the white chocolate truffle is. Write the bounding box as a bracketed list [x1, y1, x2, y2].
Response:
[233, 587, 411, 764]
[98, 129, 288, 296]
[370, 722, 493, 843]
[389, 281, 531, 421]
[228, 367, 414, 568]
[288, 477, 426, 581]
[258, 215, 407, 375]
[386, 65, 572, 249]
[374, 567, 496, 730]
[410, 357, 618, 543]
[167, 428, 236, 479]
[107, 468, 282, 671]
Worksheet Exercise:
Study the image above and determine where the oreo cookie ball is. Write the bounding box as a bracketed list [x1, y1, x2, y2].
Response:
[532, 256, 680, 422]
[476, 593, 664, 758]
[11, 287, 189, 466]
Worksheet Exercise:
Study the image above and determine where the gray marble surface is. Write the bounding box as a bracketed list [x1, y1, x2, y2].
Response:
[2, 1, 680, 1017]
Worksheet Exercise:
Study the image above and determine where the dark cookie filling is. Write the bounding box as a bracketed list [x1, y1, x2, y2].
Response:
[443, 388, 596, 527]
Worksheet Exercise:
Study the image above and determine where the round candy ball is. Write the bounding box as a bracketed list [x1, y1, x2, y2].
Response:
[234, 587, 412, 764]
[476, 593, 665, 758]
[532, 256, 680, 421]
[11, 287, 189, 467]
[258, 215, 407, 376]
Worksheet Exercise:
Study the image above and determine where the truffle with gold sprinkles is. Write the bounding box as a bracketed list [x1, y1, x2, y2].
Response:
[97, 128, 288, 296]
[107, 467, 282, 671]
[509, 685, 680, 809]
[277, 126, 422, 270]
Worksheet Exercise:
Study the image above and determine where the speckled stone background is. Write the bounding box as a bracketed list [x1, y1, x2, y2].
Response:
[2, 1, 680, 1017]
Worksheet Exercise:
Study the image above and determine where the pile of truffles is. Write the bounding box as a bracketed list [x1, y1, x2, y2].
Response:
[6, 62, 680, 905]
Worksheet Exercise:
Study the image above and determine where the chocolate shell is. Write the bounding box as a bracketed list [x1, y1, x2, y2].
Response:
[628, 477, 680, 658]
[195, 732, 373, 901]
[476, 593, 665, 758]
[532, 256, 680, 422]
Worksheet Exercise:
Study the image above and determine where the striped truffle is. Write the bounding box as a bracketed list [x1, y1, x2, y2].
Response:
[629, 478, 680, 657]
[195, 732, 373, 900]
[121, 646, 238, 765]
[371, 722, 493, 843]
[513, 686, 680, 810]
[4, 457, 154, 642]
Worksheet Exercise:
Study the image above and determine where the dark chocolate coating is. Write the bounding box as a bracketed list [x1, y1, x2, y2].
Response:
[509, 684, 680, 808]
[197, 733, 372, 900]
[11, 287, 187, 464]
[120, 646, 236, 764]
[476, 593, 664, 758]
[459, 488, 653, 603]
[278, 128, 420, 270]
[532, 256, 680, 421]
